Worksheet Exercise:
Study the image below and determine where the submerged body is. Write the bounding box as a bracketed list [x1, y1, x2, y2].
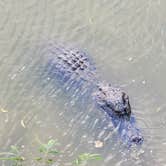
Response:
[42, 43, 143, 146]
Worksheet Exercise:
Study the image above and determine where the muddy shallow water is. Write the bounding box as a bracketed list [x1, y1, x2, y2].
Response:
[0, 0, 166, 165]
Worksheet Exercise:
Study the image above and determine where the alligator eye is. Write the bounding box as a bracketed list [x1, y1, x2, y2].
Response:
[105, 103, 114, 112]
[122, 92, 126, 104]
[122, 92, 129, 104]
[126, 103, 131, 115]
[99, 88, 102, 91]
[124, 100, 131, 116]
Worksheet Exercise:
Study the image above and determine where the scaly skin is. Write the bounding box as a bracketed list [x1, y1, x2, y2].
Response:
[42, 43, 143, 146]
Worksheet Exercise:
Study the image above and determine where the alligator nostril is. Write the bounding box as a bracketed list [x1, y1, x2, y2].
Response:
[131, 136, 143, 145]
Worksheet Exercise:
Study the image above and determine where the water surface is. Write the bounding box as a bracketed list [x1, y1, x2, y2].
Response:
[0, 0, 166, 165]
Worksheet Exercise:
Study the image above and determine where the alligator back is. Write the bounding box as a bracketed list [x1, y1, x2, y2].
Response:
[41, 43, 98, 97]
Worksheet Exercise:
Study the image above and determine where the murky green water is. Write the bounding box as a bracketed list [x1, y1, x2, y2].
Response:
[0, 0, 166, 165]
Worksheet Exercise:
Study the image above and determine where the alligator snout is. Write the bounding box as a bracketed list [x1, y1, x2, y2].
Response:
[117, 115, 144, 146]
[131, 135, 144, 145]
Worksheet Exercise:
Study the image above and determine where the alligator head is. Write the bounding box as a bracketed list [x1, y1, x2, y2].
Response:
[93, 83, 131, 118]
[93, 82, 143, 146]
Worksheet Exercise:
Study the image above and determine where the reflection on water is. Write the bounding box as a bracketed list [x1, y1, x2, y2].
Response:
[0, 0, 166, 165]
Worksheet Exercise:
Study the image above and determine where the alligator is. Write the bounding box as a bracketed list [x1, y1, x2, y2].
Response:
[41, 43, 144, 146]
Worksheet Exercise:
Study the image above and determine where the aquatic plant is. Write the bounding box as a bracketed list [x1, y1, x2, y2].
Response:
[0, 145, 25, 166]
[35, 139, 60, 164]
[73, 153, 102, 165]
[0, 139, 102, 165]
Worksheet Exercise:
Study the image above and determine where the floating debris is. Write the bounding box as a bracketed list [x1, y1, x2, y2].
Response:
[142, 80, 146, 84]
[94, 140, 104, 148]
[156, 107, 161, 112]
[128, 57, 133, 61]
[4, 114, 9, 123]
[21, 120, 26, 128]
[0, 107, 8, 113]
